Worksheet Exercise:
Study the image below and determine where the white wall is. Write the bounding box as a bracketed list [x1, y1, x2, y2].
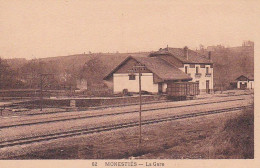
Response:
[162, 83, 167, 92]
[180, 64, 214, 91]
[237, 81, 254, 89]
[249, 81, 254, 89]
[113, 73, 158, 93]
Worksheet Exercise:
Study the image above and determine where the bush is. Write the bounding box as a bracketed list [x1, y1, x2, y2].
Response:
[207, 106, 254, 159]
[122, 89, 129, 96]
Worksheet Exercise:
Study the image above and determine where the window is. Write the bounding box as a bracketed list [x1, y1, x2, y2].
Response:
[129, 74, 135, 80]
[185, 66, 188, 74]
[206, 67, 209, 74]
[196, 67, 199, 74]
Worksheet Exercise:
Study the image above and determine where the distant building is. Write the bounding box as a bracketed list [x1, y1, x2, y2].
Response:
[242, 41, 254, 47]
[236, 75, 254, 89]
[104, 46, 213, 94]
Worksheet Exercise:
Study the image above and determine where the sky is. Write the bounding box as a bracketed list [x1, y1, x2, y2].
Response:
[0, 0, 259, 59]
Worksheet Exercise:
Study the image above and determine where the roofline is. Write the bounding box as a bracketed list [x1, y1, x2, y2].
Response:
[163, 78, 192, 81]
[140, 56, 192, 81]
[103, 56, 133, 80]
[174, 53, 213, 64]
[103, 56, 192, 81]
[103, 56, 165, 81]
[182, 61, 213, 64]
[236, 75, 254, 81]
[150, 49, 213, 64]
[134, 57, 191, 81]
[236, 75, 247, 79]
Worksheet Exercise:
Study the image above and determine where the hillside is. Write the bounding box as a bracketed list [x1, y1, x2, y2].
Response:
[5, 58, 28, 70]
[200, 45, 254, 90]
[3, 45, 254, 91]
[2, 52, 150, 89]
[83, 46, 254, 91]
[6, 52, 150, 73]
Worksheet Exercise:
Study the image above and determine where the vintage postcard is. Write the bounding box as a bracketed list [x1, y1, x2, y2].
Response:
[0, 0, 259, 168]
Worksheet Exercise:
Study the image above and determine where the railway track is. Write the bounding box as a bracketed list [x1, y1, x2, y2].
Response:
[25, 99, 171, 116]
[0, 98, 246, 129]
[2, 92, 252, 116]
[0, 105, 251, 149]
[1, 99, 171, 116]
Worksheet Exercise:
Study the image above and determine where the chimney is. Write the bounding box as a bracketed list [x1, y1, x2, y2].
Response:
[184, 46, 188, 60]
[208, 51, 212, 61]
[167, 45, 169, 51]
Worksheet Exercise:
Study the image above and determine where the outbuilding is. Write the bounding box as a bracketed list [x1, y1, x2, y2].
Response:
[236, 75, 254, 89]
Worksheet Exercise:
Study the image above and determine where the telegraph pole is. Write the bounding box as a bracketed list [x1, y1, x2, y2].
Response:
[39, 61, 54, 111]
[40, 74, 43, 111]
[39, 61, 43, 111]
[138, 67, 142, 144]
[0, 58, 2, 90]
[132, 63, 146, 145]
[39, 73, 54, 111]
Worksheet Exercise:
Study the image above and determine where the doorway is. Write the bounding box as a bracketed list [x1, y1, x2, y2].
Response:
[158, 83, 163, 94]
[206, 80, 210, 93]
[240, 82, 247, 90]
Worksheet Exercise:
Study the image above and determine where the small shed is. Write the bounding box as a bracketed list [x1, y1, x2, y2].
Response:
[236, 75, 254, 89]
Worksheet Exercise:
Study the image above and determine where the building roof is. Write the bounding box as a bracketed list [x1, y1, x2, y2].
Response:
[149, 47, 213, 64]
[236, 74, 254, 81]
[103, 56, 192, 81]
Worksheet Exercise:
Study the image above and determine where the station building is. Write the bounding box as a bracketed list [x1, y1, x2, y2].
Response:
[104, 46, 213, 94]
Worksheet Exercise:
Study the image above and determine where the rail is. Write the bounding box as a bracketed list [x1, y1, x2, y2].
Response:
[0, 105, 251, 149]
[0, 98, 246, 129]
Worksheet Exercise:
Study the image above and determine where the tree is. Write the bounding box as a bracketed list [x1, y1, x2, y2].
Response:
[0, 57, 21, 89]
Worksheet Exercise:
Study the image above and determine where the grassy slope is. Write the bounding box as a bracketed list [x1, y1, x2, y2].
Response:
[202, 105, 254, 159]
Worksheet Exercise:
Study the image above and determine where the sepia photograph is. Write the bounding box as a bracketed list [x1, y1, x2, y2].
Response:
[0, 0, 258, 167]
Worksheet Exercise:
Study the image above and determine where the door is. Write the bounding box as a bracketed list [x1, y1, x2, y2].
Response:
[158, 83, 163, 94]
[240, 82, 247, 90]
[206, 80, 210, 94]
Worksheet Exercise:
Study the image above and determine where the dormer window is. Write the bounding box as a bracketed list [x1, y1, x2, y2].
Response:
[185, 66, 188, 74]
[196, 66, 199, 74]
[206, 67, 209, 74]
[205, 66, 211, 77]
